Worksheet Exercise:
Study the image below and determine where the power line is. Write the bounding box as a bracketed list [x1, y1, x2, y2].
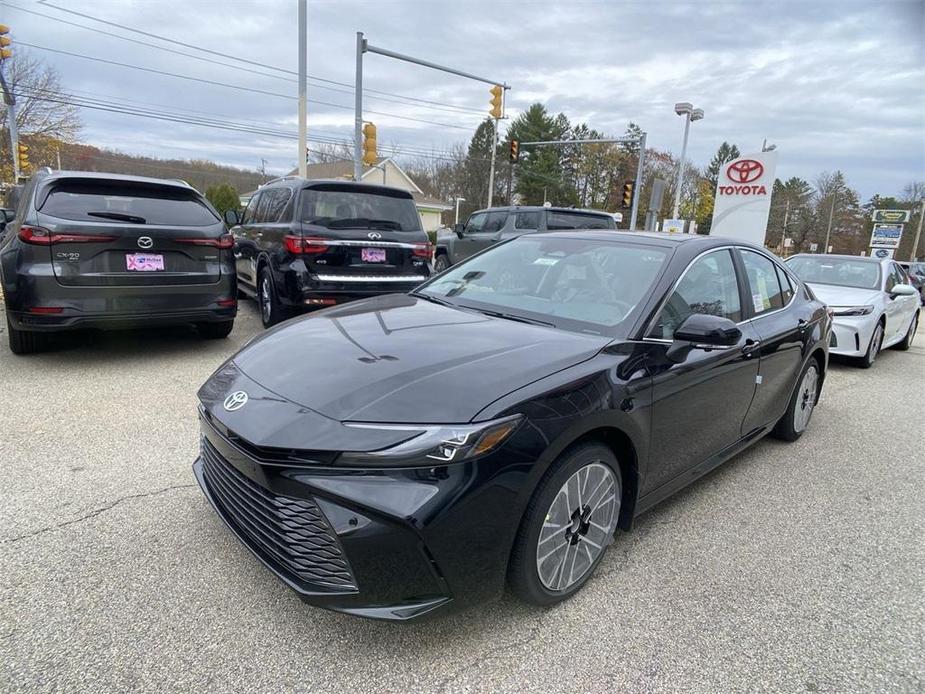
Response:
[18, 42, 480, 131]
[9, 1, 486, 116]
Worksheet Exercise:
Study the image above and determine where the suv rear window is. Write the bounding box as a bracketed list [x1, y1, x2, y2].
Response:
[39, 181, 219, 226]
[300, 185, 421, 232]
[546, 211, 615, 230]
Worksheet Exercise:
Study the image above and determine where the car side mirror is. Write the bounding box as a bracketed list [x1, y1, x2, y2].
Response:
[454, 223, 465, 238]
[666, 314, 742, 363]
[224, 209, 240, 226]
[889, 283, 918, 298]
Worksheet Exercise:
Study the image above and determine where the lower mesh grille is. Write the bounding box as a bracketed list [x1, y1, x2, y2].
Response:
[201, 437, 356, 590]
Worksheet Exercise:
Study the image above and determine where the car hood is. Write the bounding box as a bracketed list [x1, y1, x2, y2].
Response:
[805, 283, 881, 307]
[228, 294, 610, 423]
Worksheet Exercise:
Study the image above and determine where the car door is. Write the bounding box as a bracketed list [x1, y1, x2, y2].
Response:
[234, 192, 262, 289]
[453, 211, 487, 262]
[883, 262, 910, 342]
[888, 262, 918, 340]
[738, 248, 810, 434]
[469, 210, 509, 255]
[643, 248, 761, 494]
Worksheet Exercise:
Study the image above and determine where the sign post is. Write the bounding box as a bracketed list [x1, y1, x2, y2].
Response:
[709, 151, 778, 245]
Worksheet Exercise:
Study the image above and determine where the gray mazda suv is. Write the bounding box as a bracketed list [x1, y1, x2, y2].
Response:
[0, 170, 237, 354]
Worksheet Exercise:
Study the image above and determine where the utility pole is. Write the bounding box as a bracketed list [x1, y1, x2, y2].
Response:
[487, 117, 498, 208]
[781, 198, 791, 253]
[823, 192, 837, 254]
[297, 0, 307, 178]
[910, 201, 924, 262]
[0, 59, 19, 180]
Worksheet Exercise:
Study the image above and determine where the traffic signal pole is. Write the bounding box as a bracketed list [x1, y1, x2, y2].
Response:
[297, 0, 307, 178]
[353, 32, 508, 183]
[0, 27, 19, 181]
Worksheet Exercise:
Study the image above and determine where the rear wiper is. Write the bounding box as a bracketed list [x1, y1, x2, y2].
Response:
[86, 211, 146, 224]
[367, 219, 401, 230]
[474, 308, 555, 327]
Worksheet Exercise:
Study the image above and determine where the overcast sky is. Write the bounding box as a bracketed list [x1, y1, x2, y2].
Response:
[4, 0, 924, 199]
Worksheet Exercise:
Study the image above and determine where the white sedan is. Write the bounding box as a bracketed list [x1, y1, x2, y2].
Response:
[787, 254, 920, 368]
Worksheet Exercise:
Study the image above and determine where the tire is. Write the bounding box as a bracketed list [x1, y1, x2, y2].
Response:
[6, 312, 49, 355]
[197, 320, 234, 339]
[858, 320, 884, 368]
[772, 359, 820, 442]
[257, 266, 285, 328]
[433, 253, 450, 274]
[509, 442, 622, 606]
[893, 311, 918, 351]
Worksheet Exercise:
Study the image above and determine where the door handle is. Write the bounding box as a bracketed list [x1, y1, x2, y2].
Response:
[798, 318, 808, 332]
[741, 338, 761, 356]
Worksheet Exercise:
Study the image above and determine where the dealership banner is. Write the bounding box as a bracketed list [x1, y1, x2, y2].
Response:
[870, 223, 903, 248]
[709, 151, 778, 245]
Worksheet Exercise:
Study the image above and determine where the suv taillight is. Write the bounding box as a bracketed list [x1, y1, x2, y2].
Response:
[412, 242, 432, 258]
[284, 235, 328, 255]
[176, 233, 234, 249]
[19, 225, 116, 245]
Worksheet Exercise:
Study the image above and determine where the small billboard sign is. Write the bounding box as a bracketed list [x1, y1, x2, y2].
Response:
[871, 209, 910, 223]
[662, 219, 684, 234]
[872, 248, 895, 259]
[870, 223, 903, 248]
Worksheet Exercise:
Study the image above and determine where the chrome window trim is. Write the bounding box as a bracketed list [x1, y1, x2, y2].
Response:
[305, 239, 426, 250]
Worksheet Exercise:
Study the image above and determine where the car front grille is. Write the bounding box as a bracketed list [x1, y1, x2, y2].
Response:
[201, 437, 356, 591]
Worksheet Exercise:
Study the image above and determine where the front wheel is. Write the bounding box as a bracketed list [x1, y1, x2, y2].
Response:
[509, 442, 621, 606]
[257, 267, 285, 328]
[772, 360, 820, 442]
[433, 253, 450, 274]
[858, 320, 884, 368]
[893, 312, 918, 351]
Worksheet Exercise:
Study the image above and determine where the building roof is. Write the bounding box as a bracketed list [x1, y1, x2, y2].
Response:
[412, 191, 452, 211]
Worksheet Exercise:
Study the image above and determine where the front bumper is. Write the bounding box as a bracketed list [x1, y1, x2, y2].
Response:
[828, 314, 877, 357]
[192, 412, 526, 621]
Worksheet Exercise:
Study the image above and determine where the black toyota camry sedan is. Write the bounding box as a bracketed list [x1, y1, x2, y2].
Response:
[193, 231, 830, 621]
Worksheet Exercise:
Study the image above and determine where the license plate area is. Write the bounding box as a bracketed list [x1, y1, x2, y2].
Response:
[361, 247, 387, 263]
[126, 253, 165, 271]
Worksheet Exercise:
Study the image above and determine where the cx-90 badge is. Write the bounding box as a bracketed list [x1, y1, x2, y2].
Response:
[223, 391, 248, 411]
[137, 236, 154, 249]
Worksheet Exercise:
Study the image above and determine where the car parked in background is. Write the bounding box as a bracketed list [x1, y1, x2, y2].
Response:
[226, 177, 432, 327]
[0, 208, 15, 240]
[897, 261, 925, 305]
[787, 254, 919, 367]
[0, 170, 237, 354]
[193, 232, 830, 621]
[434, 205, 616, 272]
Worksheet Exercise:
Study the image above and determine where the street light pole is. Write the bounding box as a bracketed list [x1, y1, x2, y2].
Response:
[910, 201, 924, 262]
[296, 0, 307, 178]
[823, 192, 837, 254]
[671, 103, 704, 221]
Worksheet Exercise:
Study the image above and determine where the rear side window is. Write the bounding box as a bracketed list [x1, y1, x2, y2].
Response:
[261, 188, 291, 223]
[39, 181, 219, 226]
[741, 249, 784, 315]
[776, 265, 794, 304]
[482, 211, 508, 233]
[515, 211, 540, 230]
[546, 211, 615, 230]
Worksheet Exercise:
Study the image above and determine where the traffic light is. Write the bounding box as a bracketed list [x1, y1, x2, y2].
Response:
[489, 85, 503, 119]
[621, 181, 634, 208]
[0, 25, 11, 60]
[17, 142, 29, 172]
[362, 122, 377, 166]
[509, 139, 519, 163]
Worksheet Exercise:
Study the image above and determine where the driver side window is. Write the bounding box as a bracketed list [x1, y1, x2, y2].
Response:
[647, 250, 742, 340]
[464, 212, 486, 234]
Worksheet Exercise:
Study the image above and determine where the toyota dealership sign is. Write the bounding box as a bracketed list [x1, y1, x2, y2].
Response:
[710, 151, 778, 245]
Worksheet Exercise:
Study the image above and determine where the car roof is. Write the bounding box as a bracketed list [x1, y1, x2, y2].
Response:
[471, 205, 613, 216]
[258, 176, 414, 197]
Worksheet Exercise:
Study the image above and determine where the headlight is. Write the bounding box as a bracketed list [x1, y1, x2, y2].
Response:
[340, 414, 523, 466]
[832, 305, 874, 316]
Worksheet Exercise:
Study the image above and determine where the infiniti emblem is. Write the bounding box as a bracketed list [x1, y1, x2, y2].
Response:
[367, 232, 382, 240]
[137, 236, 154, 249]
[223, 391, 248, 411]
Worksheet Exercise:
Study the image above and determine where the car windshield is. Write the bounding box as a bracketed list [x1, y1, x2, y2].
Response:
[39, 182, 219, 226]
[787, 256, 881, 290]
[300, 185, 421, 231]
[416, 235, 668, 336]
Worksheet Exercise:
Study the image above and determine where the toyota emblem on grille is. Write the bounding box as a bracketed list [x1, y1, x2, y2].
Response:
[137, 236, 154, 249]
[367, 232, 382, 240]
[726, 159, 764, 184]
[223, 391, 248, 411]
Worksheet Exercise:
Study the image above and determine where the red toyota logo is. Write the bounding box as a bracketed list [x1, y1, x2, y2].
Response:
[727, 159, 764, 184]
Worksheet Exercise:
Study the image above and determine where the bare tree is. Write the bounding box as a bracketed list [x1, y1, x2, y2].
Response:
[0, 50, 81, 140]
[902, 181, 924, 203]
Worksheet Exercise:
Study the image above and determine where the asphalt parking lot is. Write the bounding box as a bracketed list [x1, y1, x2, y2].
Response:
[1, 301, 923, 693]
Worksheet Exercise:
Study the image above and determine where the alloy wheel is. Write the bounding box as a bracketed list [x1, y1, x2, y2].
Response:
[535, 462, 618, 591]
[793, 365, 818, 433]
[869, 324, 883, 364]
[909, 315, 918, 347]
[260, 275, 272, 323]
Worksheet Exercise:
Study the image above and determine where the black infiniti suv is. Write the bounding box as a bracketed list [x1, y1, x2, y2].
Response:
[1, 170, 237, 354]
[226, 178, 432, 327]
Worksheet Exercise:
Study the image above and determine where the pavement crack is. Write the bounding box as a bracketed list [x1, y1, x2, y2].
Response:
[3, 484, 196, 544]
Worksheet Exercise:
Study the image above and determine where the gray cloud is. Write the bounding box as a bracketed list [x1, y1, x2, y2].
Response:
[4, 0, 923, 199]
